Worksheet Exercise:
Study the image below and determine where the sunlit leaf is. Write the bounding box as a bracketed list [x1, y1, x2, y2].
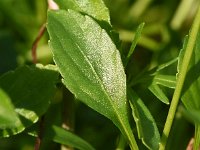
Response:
[47, 9, 137, 148]
[54, 0, 110, 23]
[0, 64, 59, 137]
[129, 89, 160, 150]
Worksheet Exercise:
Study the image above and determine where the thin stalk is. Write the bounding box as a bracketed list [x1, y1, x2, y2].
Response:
[194, 124, 200, 150]
[159, 5, 200, 150]
[34, 116, 45, 150]
[32, 23, 46, 64]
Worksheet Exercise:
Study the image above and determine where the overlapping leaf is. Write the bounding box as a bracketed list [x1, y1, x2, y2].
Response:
[129, 59, 177, 104]
[0, 64, 59, 137]
[44, 125, 95, 150]
[181, 107, 200, 124]
[129, 90, 160, 150]
[54, 0, 110, 23]
[47, 10, 137, 148]
[0, 89, 19, 129]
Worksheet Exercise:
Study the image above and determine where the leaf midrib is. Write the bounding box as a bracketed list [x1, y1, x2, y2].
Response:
[50, 12, 131, 140]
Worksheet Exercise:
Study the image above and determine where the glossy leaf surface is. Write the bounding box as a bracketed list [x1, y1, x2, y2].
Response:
[54, 0, 110, 23]
[47, 10, 137, 148]
[0, 64, 59, 137]
[129, 90, 160, 150]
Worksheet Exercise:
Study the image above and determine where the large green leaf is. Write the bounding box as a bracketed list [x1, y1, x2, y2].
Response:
[0, 89, 19, 129]
[44, 125, 95, 150]
[53, 0, 110, 23]
[129, 90, 160, 150]
[0, 64, 59, 137]
[47, 10, 137, 149]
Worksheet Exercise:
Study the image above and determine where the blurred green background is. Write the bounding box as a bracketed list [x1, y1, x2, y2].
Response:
[0, 0, 198, 149]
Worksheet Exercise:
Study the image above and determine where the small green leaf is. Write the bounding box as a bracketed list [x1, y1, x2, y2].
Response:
[153, 75, 176, 89]
[125, 23, 145, 66]
[156, 57, 178, 72]
[129, 90, 160, 150]
[44, 125, 95, 150]
[0, 89, 19, 129]
[148, 84, 169, 104]
[54, 0, 110, 23]
[47, 10, 138, 149]
[0, 64, 59, 137]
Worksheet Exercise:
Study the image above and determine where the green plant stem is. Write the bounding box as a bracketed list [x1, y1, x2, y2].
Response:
[159, 5, 200, 150]
[194, 124, 200, 150]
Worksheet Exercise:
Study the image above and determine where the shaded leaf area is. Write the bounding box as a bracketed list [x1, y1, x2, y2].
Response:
[129, 58, 177, 104]
[0, 64, 59, 137]
[129, 90, 160, 150]
[0, 89, 19, 129]
[181, 107, 200, 125]
[40, 90, 95, 150]
[47, 9, 136, 148]
[43, 125, 95, 150]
